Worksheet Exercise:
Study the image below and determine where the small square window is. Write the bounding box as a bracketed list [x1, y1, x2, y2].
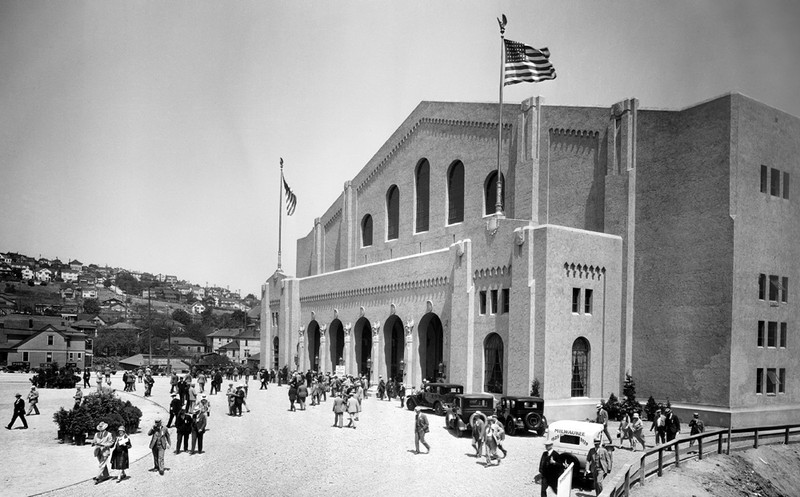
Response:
[781, 277, 788, 303]
[757, 321, 765, 347]
[479, 291, 487, 315]
[501, 289, 510, 314]
[768, 322, 777, 347]
[779, 368, 786, 394]
[780, 322, 787, 348]
[47, 335, 54, 346]
[771, 168, 780, 196]
[46, 352, 53, 363]
[572, 288, 581, 313]
[783, 172, 790, 200]
[769, 275, 780, 302]
[490, 289, 498, 314]
[760, 165, 768, 193]
[759, 274, 766, 300]
[756, 368, 763, 394]
[584, 289, 593, 314]
[766, 368, 778, 395]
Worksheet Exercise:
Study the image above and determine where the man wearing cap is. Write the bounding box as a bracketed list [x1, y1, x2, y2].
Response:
[539, 440, 561, 496]
[595, 403, 613, 444]
[688, 412, 704, 449]
[74, 386, 83, 410]
[5, 393, 28, 430]
[148, 418, 171, 475]
[91, 422, 114, 483]
[166, 393, 182, 428]
[414, 406, 430, 454]
[586, 438, 611, 496]
[175, 409, 193, 454]
[190, 405, 207, 454]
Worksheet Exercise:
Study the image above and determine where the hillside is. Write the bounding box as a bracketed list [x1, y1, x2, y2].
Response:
[631, 445, 800, 496]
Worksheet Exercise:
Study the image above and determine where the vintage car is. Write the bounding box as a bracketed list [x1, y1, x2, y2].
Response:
[495, 395, 547, 436]
[405, 382, 464, 415]
[444, 393, 495, 436]
[546, 420, 610, 479]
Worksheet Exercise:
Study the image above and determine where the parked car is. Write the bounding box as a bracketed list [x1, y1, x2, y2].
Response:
[546, 420, 609, 482]
[405, 383, 464, 415]
[495, 395, 547, 436]
[444, 393, 495, 436]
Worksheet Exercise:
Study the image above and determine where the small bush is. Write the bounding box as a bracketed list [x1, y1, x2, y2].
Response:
[605, 393, 622, 420]
[56, 390, 142, 440]
[30, 363, 80, 389]
[530, 378, 541, 397]
[644, 395, 660, 421]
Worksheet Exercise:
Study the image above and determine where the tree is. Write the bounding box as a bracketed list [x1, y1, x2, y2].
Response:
[103, 279, 112, 288]
[620, 373, 643, 417]
[231, 309, 247, 327]
[171, 309, 192, 327]
[83, 298, 101, 315]
[115, 271, 142, 296]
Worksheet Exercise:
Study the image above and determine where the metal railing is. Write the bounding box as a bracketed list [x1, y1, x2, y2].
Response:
[601, 423, 800, 497]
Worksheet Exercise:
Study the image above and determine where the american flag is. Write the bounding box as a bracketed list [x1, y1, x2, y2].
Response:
[283, 176, 297, 216]
[504, 39, 556, 85]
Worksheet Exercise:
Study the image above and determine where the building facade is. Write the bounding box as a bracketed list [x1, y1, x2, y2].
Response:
[260, 93, 798, 426]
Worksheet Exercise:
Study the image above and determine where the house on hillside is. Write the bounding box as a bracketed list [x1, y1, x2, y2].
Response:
[206, 328, 244, 354]
[0, 294, 16, 315]
[21, 267, 34, 280]
[167, 337, 205, 355]
[68, 260, 83, 272]
[80, 287, 97, 299]
[35, 268, 52, 282]
[101, 298, 127, 313]
[191, 302, 206, 315]
[218, 340, 240, 362]
[61, 270, 79, 282]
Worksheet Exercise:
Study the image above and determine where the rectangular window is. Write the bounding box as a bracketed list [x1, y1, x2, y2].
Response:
[780, 322, 787, 348]
[758, 320, 765, 347]
[572, 288, 581, 313]
[66, 339, 70, 348]
[768, 321, 777, 347]
[501, 288, 510, 314]
[759, 274, 766, 300]
[77, 353, 82, 360]
[22, 352, 29, 362]
[769, 275, 780, 301]
[771, 168, 781, 196]
[760, 165, 768, 193]
[584, 289, 593, 314]
[47, 335, 54, 346]
[86, 339, 92, 350]
[781, 277, 788, 303]
[46, 352, 52, 363]
[766, 368, 777, 395]
[779, 368, 786, 394]
[68, 352, 74, 360]
[490, 289, 498, 314]
[756, 368, 763, 394]
[479, 291, 487, 315]
[784, 172, 791, 199]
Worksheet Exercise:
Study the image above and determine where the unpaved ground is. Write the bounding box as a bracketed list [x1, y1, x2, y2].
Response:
[631, 445, 800, 496]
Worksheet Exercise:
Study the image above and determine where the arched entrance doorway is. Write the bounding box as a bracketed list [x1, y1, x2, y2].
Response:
[307, 320, 321, 371]
[272, 336, 279, 370]
[329, 319, 344, 370]
[417, 312, 443, 382]
[354, 317, 371, 377]
[383, 315, 404, 381]
[484, 333, 503, 393]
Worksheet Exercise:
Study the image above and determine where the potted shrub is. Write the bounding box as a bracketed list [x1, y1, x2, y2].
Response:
[53, 408, 72, 442]
[69, 410, 93, 446]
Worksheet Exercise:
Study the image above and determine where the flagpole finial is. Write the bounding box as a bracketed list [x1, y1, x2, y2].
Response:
[497, 14, 507, 34]
[280, 157, 284, 167]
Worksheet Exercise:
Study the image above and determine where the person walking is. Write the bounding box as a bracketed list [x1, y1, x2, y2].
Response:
[74, 386, 83, 410]
[346, 393, 359, 428]
[144, 373, 154, 397]
[665, 408, 681, 448]
[688, 412, 705, 449]
[91, 422, 114, 484]
[618, 412, 634, 449]
[174, 410, 192, 454]
[483, 417, 503, 466]
[398, 382, 406, 408]
[630, 412, 646, 451]
[186, 383, 197, 413]
[288, 382, 298, 412]
[414, 406, 430, 454]
[111, 426, 131, 482]
[26, 386, 40, 415]
[595, 403, 613, 444]
[377, 376, 386, 400]
[297, 382, 308, 410]
[169, 372, 178, 394]
[650, 408, 667, 445]
[539, 440, 561, 497]
[586, 438, 612, 496]
[332, 393, 345, 428]
[83, 369, 91, 388]
[469, 411, 487, 457]
[6, 393, 28, 430]
[166, 394, 182, 428]
[190, 406, 207, 455]
[197, 372, 206, 394]
[148, 419, 170, 476]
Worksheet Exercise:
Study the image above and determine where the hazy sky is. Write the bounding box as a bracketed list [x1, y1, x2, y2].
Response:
[2, 0, 799, 297]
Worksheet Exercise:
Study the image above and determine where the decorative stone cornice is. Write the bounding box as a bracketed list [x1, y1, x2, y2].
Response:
[299, 276, 449, 304]
[549, 128, 600, 139]
[564, 262, 606, 279]
[323, 209, 342, 231]
[473, 265, 511, 280]
[356, 117, 513, 193]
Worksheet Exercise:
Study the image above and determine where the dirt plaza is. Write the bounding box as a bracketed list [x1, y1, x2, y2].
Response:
[1, 372, 673, 497]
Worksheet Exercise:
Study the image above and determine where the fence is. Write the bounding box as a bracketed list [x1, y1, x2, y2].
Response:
[601, 423, 800, 497]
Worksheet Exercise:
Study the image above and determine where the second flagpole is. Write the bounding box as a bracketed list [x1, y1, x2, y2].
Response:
[496, 15, 507, 216]
[278, 158, 284, 271]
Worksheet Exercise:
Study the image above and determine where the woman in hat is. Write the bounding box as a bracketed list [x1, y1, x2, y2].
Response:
[111, 426, 132, 481]
[91, 421, 114, 483]
[631, 412, 646, 451]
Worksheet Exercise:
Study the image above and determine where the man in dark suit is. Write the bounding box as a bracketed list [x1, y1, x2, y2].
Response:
[587, 438, 612, 496]
[539, 440, 561, 496]
[331, 393, 345, 428]
[166, 393, 182, 428]
[5, 393, 28, 429]
[148, 419, 171, 475]
[414, 406, 430, 454]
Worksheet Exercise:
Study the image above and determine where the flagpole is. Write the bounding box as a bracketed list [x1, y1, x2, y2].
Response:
[278, 158, 284, 271]
[495, 15, 507, 216]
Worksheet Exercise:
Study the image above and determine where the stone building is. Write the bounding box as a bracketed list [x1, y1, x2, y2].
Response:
[260, 93, 798, 426]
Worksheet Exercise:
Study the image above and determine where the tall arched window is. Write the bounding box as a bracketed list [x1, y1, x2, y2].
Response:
[361, 214, 373, 247]
[386, 185, 399, 240]
[484, 171, 505, 215]
[571, 337, 590, 397]
[272, 337, 279, 370]
[447, 161, 465, 224]
[484, 333, 504, 393]
[415, 159, 430, 232]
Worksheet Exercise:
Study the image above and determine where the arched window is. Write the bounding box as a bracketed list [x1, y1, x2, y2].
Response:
[571, 337, 590, 397]
[386, 185, 399, 240]
[361, 214, 373, 247]
[484, 171, 505, 215]
[484, 333, 504, 393]
[272, 337, 279, 370]
[447, 161, 465, 224]
[415, 159, 430, 232]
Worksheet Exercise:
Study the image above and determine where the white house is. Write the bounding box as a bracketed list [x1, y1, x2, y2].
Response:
[21, 267, 34, 280]
[35, 268, 52, 282]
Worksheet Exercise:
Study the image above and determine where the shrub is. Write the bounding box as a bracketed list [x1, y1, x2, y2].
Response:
[530, 378, 541, 397]
[61, 390, 142, 439]
[30, 363, 80, 389]
[605, 393, 622, 420]
[644, 395, 660, 421]
[619, 374, 643, 417]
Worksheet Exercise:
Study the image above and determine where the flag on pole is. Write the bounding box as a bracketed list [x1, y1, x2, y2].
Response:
[283, 176, 297, 216]
[503, 39, 556, 85]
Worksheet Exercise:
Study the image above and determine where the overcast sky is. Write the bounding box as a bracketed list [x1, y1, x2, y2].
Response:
[2, 0, 799, 297]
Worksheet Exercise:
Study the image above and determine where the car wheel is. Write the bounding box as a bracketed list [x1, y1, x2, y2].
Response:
[434, 401, 445, 416]
[526, 412, 542, 430]
[406, 398, 416, 411]
[505, 419, 517, 436]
